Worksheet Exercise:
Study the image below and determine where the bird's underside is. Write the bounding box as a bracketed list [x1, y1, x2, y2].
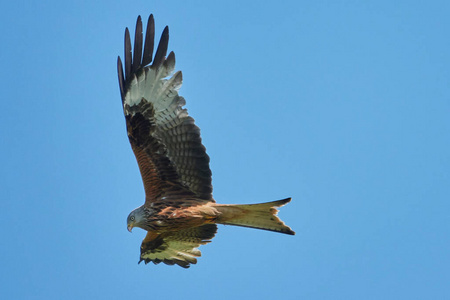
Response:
[118, 14, 294, 268]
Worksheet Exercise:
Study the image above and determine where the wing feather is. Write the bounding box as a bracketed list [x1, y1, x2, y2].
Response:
[118, 15, 213, 202]
[139, 224, 217, 268]
[124, 28, 132, 79]
[151, 26, 169, 70]
[131, 16, 143, 74]
[142, 15, 155, 66]
[117, 57, 125, 101]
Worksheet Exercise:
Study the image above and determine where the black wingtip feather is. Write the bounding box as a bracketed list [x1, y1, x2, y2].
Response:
[142, 14, 155, 66]
[152, 26, 169, 69]
[163, 51, 176, 70]
[117, 56, 125, 102]
[124, 28, 132, 79]
[131, 15, 143, 74]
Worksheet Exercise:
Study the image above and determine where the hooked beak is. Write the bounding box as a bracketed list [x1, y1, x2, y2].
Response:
[127, 224, 134, 232]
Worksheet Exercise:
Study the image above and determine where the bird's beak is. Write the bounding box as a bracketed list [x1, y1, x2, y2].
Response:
[127, 224, 133, 232]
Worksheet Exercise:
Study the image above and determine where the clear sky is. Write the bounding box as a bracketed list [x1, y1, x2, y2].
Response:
[1, 1, 449, 299]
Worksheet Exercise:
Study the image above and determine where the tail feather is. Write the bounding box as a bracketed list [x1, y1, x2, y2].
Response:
[215, 198, 295, 235]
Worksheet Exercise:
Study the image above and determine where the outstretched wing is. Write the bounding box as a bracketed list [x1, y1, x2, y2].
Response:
[117, 15, 213, 203]
[139, 224, 217, 268]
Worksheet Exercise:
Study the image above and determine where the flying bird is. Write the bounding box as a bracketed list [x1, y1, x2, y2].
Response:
[117, 14, 295, 268]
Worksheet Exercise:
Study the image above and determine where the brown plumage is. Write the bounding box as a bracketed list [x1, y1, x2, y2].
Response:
[118, 15, 294, 268]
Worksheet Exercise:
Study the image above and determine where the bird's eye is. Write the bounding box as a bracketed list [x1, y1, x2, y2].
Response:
[130, 216, 135, 221]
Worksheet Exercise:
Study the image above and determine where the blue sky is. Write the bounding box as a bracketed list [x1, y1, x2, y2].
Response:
[1, 1, 449, 299]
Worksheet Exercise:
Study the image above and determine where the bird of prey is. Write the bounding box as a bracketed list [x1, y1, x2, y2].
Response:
[117, 14, 295, 268]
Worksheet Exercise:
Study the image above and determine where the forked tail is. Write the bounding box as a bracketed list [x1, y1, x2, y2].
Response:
[215, 198, 295, 235]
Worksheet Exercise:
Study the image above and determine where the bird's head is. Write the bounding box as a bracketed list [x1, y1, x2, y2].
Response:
[126, 206, 146, 232]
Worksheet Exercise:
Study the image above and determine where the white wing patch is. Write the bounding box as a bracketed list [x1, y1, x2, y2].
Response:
[124, 58, 186, 131]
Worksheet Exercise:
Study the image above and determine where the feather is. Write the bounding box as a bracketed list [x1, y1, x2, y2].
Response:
[124, 28, 132, 79]
[142, 14, 155, 66]
[131, 15, 143, 74]
[152, 26, 169, 70]
[117, 57, 125, 102]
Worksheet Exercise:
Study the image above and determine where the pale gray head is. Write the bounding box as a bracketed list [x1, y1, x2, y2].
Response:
[126, 205, 147, 232]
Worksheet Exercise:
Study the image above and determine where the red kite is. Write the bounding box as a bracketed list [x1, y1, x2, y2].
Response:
[117, 15, 294, 268]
